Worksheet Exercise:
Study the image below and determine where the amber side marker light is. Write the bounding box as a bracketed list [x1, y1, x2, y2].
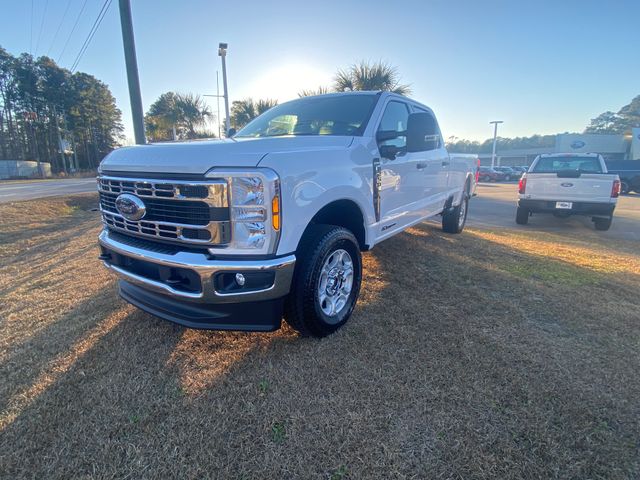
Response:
[272, 196, 280, 230]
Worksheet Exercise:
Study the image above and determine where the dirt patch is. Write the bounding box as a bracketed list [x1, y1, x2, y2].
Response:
[1, 196, 639, 479]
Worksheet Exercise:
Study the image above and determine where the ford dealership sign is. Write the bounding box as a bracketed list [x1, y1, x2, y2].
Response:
[570, 140, 586, 149]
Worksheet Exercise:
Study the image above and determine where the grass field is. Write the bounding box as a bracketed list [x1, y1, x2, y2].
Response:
[1, 193, 639, 479]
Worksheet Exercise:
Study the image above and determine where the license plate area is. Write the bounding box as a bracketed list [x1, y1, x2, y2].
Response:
[555, 201, 573, 209]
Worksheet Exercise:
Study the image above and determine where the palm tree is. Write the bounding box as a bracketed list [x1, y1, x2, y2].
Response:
[230, 98, 278, 129]
[298, 86, 330, 97]
[175, 93, 212, 138]
[255, 98, 278, 115]
[145, 91, 212, 141]
[334, 61, 411, 95]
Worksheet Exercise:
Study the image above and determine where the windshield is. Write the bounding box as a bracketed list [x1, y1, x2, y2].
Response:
[532, 156, 603, 173]
[234, 94, 378, 138]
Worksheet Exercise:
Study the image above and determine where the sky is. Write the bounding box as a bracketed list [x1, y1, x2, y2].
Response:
[1, 0, 639, 142]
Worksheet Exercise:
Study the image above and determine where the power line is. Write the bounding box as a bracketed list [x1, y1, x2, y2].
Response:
[46, 0, 74, 57]
[29, 0, 34, 55]
[34, 0, 50, 56]
[57, 0, 89, 64]
[69, 0, 113, 73]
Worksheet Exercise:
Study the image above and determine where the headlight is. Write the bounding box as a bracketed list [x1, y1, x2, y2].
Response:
[205, 168, 280, 255]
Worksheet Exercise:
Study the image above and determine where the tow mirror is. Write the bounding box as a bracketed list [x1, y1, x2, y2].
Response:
[406, 112, 440, 152]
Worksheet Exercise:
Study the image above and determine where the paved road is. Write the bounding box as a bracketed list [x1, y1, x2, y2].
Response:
[467, 183, 640, 241]
[0, 178, 96, 203]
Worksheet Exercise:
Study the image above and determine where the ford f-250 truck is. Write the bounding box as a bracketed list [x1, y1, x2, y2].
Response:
[516, 153, 620, 230]
[97, 92, 477, 337]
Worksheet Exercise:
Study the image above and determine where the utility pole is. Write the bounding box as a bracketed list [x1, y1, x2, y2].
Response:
[489, 120, 503, 169]
[218, 43, 231, 135]
[118, 0, 145, 145]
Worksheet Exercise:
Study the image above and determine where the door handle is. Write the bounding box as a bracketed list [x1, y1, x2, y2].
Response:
[441, 161, 450, 167]
[416, 162, 427, 170]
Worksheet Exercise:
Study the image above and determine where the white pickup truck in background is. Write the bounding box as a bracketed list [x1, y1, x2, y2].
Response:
[97, 92, 477, 337]
[516, 153, 621, 230]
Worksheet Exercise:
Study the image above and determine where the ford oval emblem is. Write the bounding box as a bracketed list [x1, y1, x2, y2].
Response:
[115, 193, 146, 221]
[560, 182, 574, 187]
[570, 140, 586, 149]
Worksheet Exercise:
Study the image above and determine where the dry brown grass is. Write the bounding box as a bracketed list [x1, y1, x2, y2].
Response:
[1, 194, 639, 479]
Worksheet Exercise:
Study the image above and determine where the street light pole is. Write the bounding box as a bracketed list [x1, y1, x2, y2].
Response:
[489, 120, 503, 168]
[216, 71, 221, 139]
[218, 43, 231, 135]
[118, 0, 146, 145]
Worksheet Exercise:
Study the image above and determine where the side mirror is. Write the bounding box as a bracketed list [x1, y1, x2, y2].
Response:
[379, 144, 400, 160]
[227, 127, 237, 137]
[406, 112, 440, 152]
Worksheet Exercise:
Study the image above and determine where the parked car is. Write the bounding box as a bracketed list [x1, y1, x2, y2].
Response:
[493, 166, 518, 181]
[97, 92, 478, 337]
[516, 153, 620, 230]
[605, 160, 640, 193]
[511, 166, 528, 174]
[478, 166, 506, 182]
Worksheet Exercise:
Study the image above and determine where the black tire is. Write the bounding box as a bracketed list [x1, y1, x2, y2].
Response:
[620, 181, 630, 194]
[594, 216, 612, 231]
[516, 206, 529, 225]
[442, 190, 469, 234]
[284, 225, 362, 337]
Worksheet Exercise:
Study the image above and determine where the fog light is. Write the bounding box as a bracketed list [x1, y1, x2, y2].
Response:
[235, 273, 246, 286]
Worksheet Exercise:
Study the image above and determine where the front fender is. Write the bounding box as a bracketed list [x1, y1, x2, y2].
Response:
[259, 147, 375, 255]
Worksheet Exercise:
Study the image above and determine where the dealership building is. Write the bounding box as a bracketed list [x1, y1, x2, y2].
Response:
[479, 127, 640, 166]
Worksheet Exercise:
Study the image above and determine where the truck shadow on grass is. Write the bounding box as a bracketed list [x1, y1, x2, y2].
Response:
[1, 222, 639, 479]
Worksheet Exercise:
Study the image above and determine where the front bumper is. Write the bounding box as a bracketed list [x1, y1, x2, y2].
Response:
[518, 199, 615, 217]
[98, 229, 296, 330]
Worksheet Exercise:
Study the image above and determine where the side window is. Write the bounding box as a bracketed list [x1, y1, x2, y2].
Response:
[377, 101, 409, 148]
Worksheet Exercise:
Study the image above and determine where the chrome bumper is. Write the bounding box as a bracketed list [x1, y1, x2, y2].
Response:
[98, 229, 295, 304]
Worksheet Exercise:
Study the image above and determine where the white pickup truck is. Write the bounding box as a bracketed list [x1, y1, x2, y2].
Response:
[516, 153, 621, 230]
[97, 92, 477, 337]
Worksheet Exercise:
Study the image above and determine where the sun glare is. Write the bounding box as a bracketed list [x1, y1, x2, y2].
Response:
[238, 63, 332, 102]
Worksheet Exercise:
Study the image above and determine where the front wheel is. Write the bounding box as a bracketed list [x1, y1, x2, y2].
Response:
[284, 225, 362, 337]
[620, 181, 630, 194]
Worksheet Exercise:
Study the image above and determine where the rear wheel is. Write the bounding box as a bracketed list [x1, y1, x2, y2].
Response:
[284, 225, 362, 337]
[594, 216, 613, 231]
[516, 206, 529, 225]
[442, 190, 469, 234]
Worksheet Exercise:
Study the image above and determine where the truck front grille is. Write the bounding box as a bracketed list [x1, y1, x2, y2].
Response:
[99, 191, 218, 225]
[98, 175, 230, 246]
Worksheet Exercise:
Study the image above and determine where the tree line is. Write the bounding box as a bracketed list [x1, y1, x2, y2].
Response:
[447, 95, 639, 153]
[0, 46, 122, 173]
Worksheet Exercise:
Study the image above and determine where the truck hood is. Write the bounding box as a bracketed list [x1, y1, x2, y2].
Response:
[100, 136, 355, 175]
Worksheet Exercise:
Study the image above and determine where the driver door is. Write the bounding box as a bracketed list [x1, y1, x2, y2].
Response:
[376, 100, 424, 234]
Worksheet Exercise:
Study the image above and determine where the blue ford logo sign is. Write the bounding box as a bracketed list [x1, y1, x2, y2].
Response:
[570, 140, 586, 149]
[560, 182, 574, 187]
[115, 193, 146, 221]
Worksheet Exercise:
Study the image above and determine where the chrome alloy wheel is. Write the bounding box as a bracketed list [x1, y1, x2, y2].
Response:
[317, 249, 354, 319]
